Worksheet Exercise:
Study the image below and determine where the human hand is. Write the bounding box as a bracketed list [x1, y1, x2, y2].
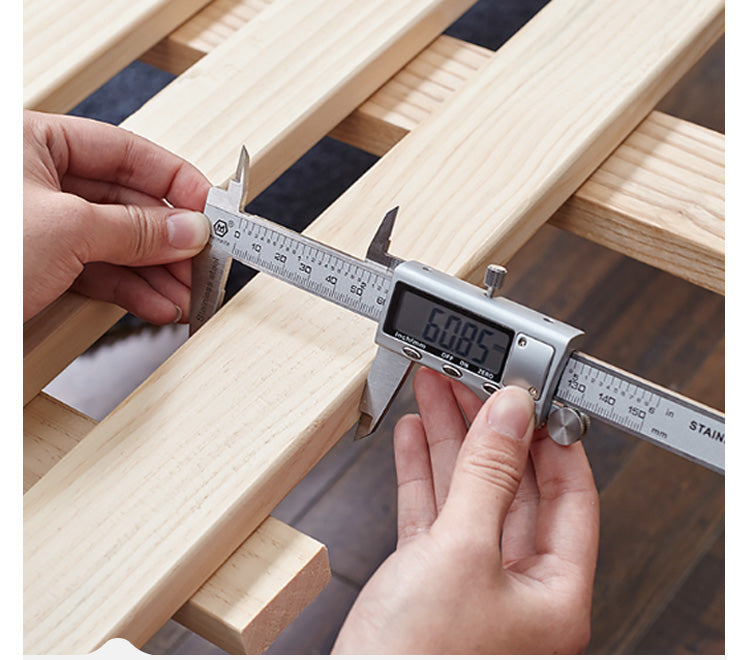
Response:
[23, 110, 211, 324]
[333, 368, 599, 654]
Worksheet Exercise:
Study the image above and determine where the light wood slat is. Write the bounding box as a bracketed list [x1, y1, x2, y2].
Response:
[23, 0, 724, 653]
[140, 0, 725, 295]
[173, 517, 330, 654]
[23, 0, 477, 652]
[552, 111, 724, 294]
[23, 392, 331, 654]
[23, 393, 93, 492]
[23, 0, 214, 112]
[139, 1, 489, 156]
[329, 34, 492, 156]
[140, 0, 274, 73]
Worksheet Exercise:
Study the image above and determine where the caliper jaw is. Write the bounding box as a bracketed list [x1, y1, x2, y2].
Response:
[189, 148, 252, 335]
[355, 347, 413, 440]
[354, 207, 409, 440]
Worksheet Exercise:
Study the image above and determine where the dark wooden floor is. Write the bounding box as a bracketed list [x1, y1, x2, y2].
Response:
[136, 12, 725, 659]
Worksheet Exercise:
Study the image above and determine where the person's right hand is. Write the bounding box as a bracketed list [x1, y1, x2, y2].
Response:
[333, 368, 600, 654]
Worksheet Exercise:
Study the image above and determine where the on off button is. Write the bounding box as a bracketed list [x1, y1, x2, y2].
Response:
[442, 364, 462, 379]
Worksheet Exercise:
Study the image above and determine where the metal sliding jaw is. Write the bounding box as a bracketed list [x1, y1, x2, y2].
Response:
[355, 347, 413, 441]
[189, 148, 252, 335]
[355, 207, 407, 440]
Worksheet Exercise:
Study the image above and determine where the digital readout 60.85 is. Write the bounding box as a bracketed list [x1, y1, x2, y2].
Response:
[384, 285, 513, 381]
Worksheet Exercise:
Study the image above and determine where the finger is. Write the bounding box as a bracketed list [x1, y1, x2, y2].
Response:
[44, 112, 210, 210]
[72, 263, 183, 325]
[435, 386, 535, 548]
[61, 174, 164, 207]
[134, 265, 192, 323]
[500, 459, 539, 567]
[413, 367, 471, 511]
[166, 259, 192, 288]
[77, 201, 210, 266]
[393, 414, 437, 546]
[450, 378, 484, 424]
[531, 433, 599, 575]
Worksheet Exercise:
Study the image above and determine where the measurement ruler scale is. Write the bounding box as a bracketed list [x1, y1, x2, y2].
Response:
[190, 148, 724, 475]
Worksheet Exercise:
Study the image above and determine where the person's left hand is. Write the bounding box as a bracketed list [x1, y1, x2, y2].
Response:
[23, 110, 212, 324]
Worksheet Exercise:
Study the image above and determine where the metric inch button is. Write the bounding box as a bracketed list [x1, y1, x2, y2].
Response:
[442, 364, 462, 379]
[402, 346, 422, 360]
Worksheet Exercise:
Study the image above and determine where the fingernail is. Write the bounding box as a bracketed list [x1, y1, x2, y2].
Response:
[487, 387, 534, 441]
[167, 211, 210, 250]
[173, 305, 183, 324]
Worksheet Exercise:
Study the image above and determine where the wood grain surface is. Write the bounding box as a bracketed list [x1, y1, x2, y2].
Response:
[23, 0, 213, 111]
[140, 0, 273, 73]
[23, 393, 331, 654]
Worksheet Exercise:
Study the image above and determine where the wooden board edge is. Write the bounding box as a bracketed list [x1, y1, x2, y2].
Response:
[174, 518, 331, 654]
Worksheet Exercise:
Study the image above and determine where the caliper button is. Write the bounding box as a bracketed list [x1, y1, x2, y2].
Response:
[442, 364, 462, 379]
[402, 346, 422, 360]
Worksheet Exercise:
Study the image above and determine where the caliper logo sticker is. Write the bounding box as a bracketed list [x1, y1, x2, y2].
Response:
[213, 219, 229, 237]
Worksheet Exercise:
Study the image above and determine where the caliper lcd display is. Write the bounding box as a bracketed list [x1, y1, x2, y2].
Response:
[384, 284, 513, 382]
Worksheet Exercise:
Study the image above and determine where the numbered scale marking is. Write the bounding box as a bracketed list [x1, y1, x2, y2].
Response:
[556, 353, 724, 474]
[206, 204, 392, 322]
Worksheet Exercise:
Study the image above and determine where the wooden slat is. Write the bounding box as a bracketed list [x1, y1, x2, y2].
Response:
[143, 1, 726, 292]
[173, 517, 330, 654]
[23, 0, 724, 653]
[121, 0, 476, 192]
[333, 48, 725, 294]
[329, 34, 492, 156]
[23, 393, 331, 654]
[140, 0, 273, 73]
[553, 111, 724, 294]
[23, 0, 477, 651]
[23, 393, 93, 492]
[23, 0, 214, 112]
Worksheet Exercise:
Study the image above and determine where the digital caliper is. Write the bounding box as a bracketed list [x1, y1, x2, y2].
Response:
[190, 148, 725, 474]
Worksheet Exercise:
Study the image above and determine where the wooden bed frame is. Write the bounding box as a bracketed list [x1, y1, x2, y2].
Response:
[23, 0, 725, 653]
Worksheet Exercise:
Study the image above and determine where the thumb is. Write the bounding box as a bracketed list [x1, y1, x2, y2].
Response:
[436, 386, 535, 546]
[80, 202, 210, 266]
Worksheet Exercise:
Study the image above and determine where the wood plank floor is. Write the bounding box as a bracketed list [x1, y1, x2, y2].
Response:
[49, 2, 723, 655]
